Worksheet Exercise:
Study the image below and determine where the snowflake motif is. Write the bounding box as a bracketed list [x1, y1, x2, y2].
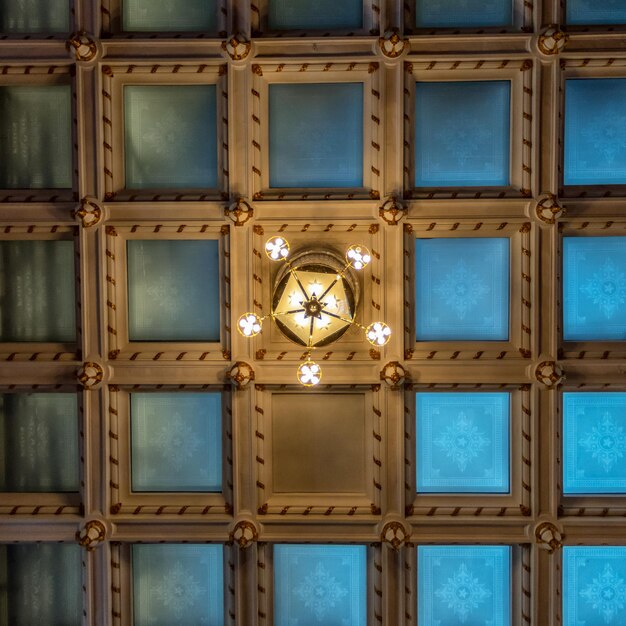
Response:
[152, 562, 205, 621]
[434, 262, 490, 320]
[580, 563, 626, 624]
[438, 123, 494, 167]
[580, 259, 626, 320]
[152, 413, 202, 471]
[581, 113, 626, 165]
[293, 561, 348, 622]
[141, 109, 187, 158]
[579, 412, 626, 473]
[435, 563, 491, 622]
[434, 412, 490, 472]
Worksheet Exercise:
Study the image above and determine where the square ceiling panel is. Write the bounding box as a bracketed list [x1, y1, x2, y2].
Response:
[0, 0, 70, 32]
[0, 393, 79, 493]
[124, 85, 217, 189]
[274, 544, 366, 626]
[0, 240, 76, 343]
[415, 0, 513, 28]
[416, 392, 510, 493]
[1, 543, 82, 625]
[563, 236, 626, 341]
[565, 79, 626, 185]
[269, 82, 363, 188]
[132, 544, 224, 626]
[126, 239, 220, 341]
[563, 546, 626, 625]
[566, 0, 626, 25]
[418, 545, 511, 626]
[414, 81, 510, 187]
[268, 0, 362, 30]
[0, 85, 72, 189]
[130, 392, 222, 492]
[415, 237, 510, 341]
[563, 392, 626, 494]
[122, 0, 218, 31]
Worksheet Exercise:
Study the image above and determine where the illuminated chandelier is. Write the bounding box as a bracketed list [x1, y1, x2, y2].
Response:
[237, 236, 391, 386]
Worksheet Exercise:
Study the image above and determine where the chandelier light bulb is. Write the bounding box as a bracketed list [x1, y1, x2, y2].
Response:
[265, 236, 290, 261]
[297, 360, 322, 386]
[237, 312, 262, 337]
[366, 321, 391, 346]
[346, 244, 372, 270]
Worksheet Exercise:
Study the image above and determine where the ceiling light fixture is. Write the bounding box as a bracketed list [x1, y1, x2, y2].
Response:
[237, 236, 391, 386]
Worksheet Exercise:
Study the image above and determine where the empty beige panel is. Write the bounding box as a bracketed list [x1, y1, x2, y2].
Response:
[271, 393, 366, 493]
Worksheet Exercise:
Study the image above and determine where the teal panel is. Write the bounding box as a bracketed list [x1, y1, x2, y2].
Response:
[563, 237, 626, 340]
[133, 544, 224, 626]
[564, 546, 626, 625]
[0, 0, 70, 33]
[0, 393, 78, 493]
[563, 392, 626, 494]
[416, 0, 513, 28]
[269, 83, 363, 188]
[123, 0, 218, 32]
[0, 85, 72, 189]
[565, 79, 626, 185]
[414, 81, 511, 187]
[416, 392, 510, 493]
[1, 543, 82, 626]
[274, 544, 366, 626]
[127, 240, 221, 342]
[131, 392, 222, 492]
[418, 545, 511, 626]
[268, 0, 363, 30]
[567, 1, 626, 25]
[415, 238, 510, 341]
[124, 85, 218, 189]
[0, 240, 76, 343]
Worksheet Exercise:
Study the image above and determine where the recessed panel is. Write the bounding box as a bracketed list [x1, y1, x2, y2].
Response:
[0, 85, 72, 189]
[415, 0, 513, 28]
[415, 238, 510, 341]
[133, 544, 224, 626]
[126, 239, 220, 341]
[124, 85, 218, 189]
[1, 543, 82, 626]
[563, 392, 626, 494]
[418, 545, 511, 626]
[565, 79, 626, 185]
[564, 546, 626, 625]
[567, 0, 626, 25]
[272, 393, 366, 493]
[130, 392, 222, 492]
[268, 0, 363, 30]
[123, 0, 218, 31]
[0, 393, 78, 492]
[0, 240, 76, 343]
[414, 81, 510, 187]
[0, 0, 70, 33]
[416, 392, 510, 493]
[269, 83, 363, 188]
[274, 544, 366, 626]
[563, 237, 626, 341]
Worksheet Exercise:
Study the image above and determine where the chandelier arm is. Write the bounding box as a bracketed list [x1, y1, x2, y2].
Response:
[322, 310, 366, 330]
[308, 316, 315, 346]
[285, 263, 309, 300]
[270, 308, 306, 318]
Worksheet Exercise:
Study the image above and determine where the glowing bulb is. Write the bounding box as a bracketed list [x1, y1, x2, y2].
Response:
[288, 291, 301, 306]
[265, 236, 290, 261]
[309, 279, 323, 297]
[346, 244, 371, 270]
[237, 313, 262, 337]
[315, 314, 331, 330]
[294, 312, 308, 327]
[324, 295, 337, 311]
[366, 321, 391, 346]
[297, 360, 322, 386]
